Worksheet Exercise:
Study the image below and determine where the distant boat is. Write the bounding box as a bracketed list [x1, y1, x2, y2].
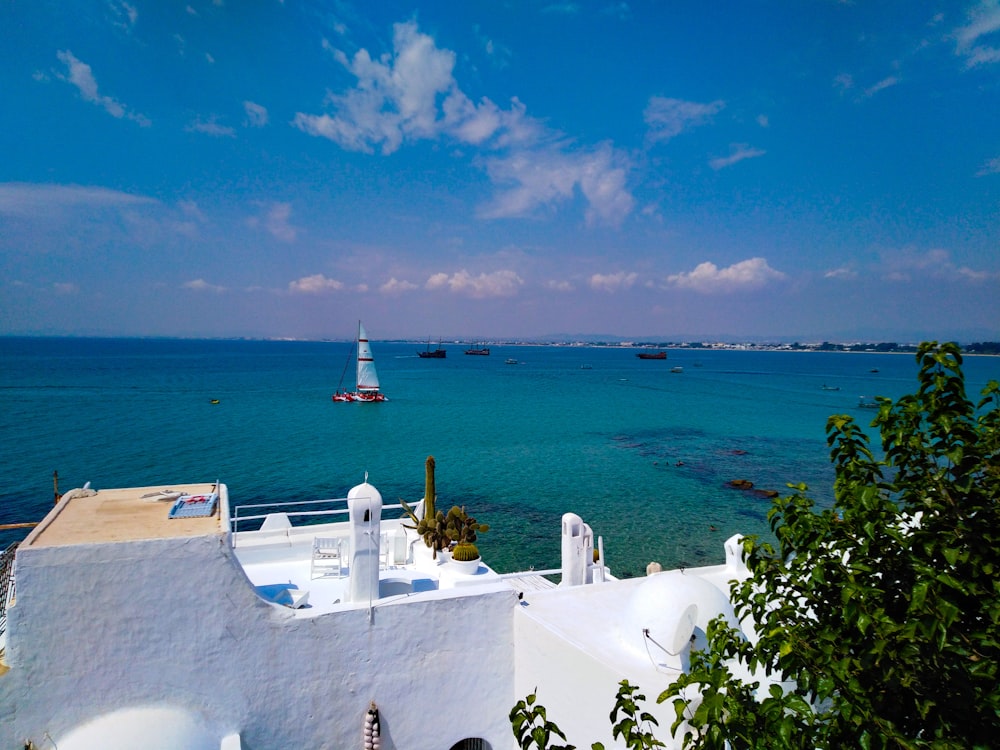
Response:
[209, 398, 220, 404]
[821, 385, 840, 391]
[636, 350, 667, 360]
[870, 368, 880, 373]
[671, 366, 683, 373]
[464, 345, 490, 356]
[418, 339, 446, 359]
[333, 321, 387, 402]
[580, 364, 592, 370]
[505, 358, 519, 365]
[858, 396, 879, 409]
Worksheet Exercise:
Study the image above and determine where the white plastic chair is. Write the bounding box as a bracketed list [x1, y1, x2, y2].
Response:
[310, 537, 344, 579]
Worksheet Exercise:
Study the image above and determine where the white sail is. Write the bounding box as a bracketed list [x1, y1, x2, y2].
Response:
[355, 321, 380, 393]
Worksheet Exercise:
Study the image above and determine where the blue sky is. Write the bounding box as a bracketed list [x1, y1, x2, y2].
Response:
[2, 1, 998, 342]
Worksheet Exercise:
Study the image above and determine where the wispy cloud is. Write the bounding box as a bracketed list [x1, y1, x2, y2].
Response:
[880, 247, 999, 283]
[709, 144, 766, 171]
[480, 141, 634, 226]
[833, 73, 854, 93]
[0, 183, 155, 217]
[824, 266, 858, 280]
[644, 96, 725, 145]
[863, 75, 900, 98]
[55, 50, 150, 126]
[108, 1, 138, 32]
[425, 269, 523, 298]
[288, 274, 344, 294]
[589, 271, 637, 292]
[186, 116, 236, 137]
[243, 100, 269, 127]
[247, 202, 298, 242]
[976, 155, 1000, 175]
[665, 257, 786, 293]
[184, 279, 227, 293]
[953, 0, 1000, 68]
[294, 20, 635, 226]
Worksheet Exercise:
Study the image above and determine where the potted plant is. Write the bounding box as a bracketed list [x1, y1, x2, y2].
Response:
[400, 456, 489, 571]
[443, 504, 489, 573]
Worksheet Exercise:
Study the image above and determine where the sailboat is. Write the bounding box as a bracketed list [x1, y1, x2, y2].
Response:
[417, 338, 446, 358]
[332, 321, 387, 403]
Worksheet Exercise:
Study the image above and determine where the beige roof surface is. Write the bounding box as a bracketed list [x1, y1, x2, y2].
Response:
[25, 483, 223, 548]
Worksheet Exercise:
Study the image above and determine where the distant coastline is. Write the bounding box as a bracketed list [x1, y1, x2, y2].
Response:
[2, 335, 998, 356]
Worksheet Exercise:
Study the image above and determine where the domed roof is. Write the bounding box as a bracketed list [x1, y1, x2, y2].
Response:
[348, 480, 383, 505]
[621, 571, 740, 668]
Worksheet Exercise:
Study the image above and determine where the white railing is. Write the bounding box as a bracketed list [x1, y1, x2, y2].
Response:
[230, 497, 412, 534]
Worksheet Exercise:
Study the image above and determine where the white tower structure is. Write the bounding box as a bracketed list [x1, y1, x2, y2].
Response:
[347, 479, 383, 603]
[560, 512, 593, 587]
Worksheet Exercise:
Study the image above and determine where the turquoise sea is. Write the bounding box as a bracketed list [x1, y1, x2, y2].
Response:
[2, 337, 998, 576]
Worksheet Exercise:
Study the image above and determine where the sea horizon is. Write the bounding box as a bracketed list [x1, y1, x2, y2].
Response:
[3, 336, 998, 577]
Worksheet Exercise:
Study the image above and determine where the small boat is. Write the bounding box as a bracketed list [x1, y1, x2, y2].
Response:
[505, 358, 518, 365]
[636, 351, 666, 360]
[670, 366, 683, 373]
[870, 368, 880, 373]
[580, 364, 592, 370]
[858, 396, 879, 409]
[464, 346, 490, 356]
[821, 385, 840, 391]
[332, 321, 387, 402]
[418, 339, 446, 358]
[210, 398, 220, 404]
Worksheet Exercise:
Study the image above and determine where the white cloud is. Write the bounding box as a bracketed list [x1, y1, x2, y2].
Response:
[833, 73, 854, 93]
[863, 76, 899, 98]
[480, 141, 634, 226]
[709, 144, 766, 171]
[644, 97, 725, 144]
[0, 182, 155, 217]
[109, 1, 138, 31]
[824, 266, 858, 280]
[295, 21, 475, 154]
[186, 116, 236, 137]
[666, 257, 786, 293]
[56, 50, 150, 126]
[294, 19, 635, 225]
[248, 202, 298, 242]
[589, 271, 637, 292]
[243, 101, 269, 127]
[53, 282, 79, 295]
[756, 114, 769, 128]
[880, 247, 999, 283]
[288, 274, 344, 294]
[954, 1, 1000, 68]
[425, 269, 523, 298]
[184, 279, 226, 293]
[380, 277, 419, 295]
[976, 155, 1000, 175]
[545, 279, 574, 292]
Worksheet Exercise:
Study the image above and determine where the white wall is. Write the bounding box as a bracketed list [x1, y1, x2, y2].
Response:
[4, 531, 518, 750]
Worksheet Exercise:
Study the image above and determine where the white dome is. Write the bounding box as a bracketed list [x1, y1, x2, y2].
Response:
[348, 481, 383, 505]
[622, 572, 740, 665]
[57, 706, 227, 750]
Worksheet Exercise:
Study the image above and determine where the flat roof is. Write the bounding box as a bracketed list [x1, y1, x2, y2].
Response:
[24, 483, 223, 548]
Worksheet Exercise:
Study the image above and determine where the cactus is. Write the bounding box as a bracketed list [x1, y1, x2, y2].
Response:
[451, 542, 480, 561]
[399, 457, 488, 560]
[423, 455, 436, 521]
